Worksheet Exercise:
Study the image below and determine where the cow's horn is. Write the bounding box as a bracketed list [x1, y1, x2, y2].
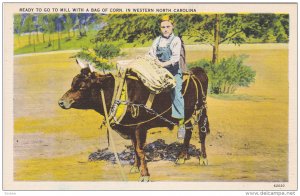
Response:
[88, 63, 96, 72]
[76, 58, 88, 69]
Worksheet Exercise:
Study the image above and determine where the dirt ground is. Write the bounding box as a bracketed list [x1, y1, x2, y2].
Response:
[13, 44, 288, 182]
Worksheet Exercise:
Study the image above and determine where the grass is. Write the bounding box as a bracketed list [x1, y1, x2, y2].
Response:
[13, 44, 288, 181]
[14, 34, 156, 55]
[15, 32, 271, 56]
[209, 94, 275, 102]
[14, 31, 98, 55]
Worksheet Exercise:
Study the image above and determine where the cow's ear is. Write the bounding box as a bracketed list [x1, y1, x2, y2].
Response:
[81, 67, 91, 76]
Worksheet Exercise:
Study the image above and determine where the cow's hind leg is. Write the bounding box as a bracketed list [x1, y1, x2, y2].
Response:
[176, 121, 193, 165]
[130, 132, 140, 174]
[134, 126, 150, 182]
[198, 110, 209, 166]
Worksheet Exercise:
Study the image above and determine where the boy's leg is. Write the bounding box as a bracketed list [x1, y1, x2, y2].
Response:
[170, 70, 185, 139]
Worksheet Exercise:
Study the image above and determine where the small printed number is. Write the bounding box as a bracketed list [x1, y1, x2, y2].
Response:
[274, 184, 285, 187]
[5, 192, 16, 195]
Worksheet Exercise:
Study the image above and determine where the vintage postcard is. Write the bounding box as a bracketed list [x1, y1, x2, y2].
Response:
[2, 2, 298, 191]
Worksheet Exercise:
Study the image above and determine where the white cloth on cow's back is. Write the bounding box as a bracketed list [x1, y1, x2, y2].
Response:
[116, 55, 176, 94]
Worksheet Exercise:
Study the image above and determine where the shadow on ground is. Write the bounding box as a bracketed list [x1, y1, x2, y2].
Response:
[89, 139, 201, 165]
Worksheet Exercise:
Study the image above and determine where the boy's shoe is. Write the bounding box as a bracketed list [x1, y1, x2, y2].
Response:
[177, 125, 186, 140]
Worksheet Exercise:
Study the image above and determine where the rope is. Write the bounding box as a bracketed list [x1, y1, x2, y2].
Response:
[117, 105, 172, 127]
[113, 74, 194, 127]
[113, 74, 193, 127]
[100, 89, 127, 181]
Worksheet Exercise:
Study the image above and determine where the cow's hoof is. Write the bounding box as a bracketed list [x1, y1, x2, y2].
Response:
[199, 156, 208, 166]
[130, 166, 140, 174]
[139, 176, 150, 182]
[175, 157, 186, 165]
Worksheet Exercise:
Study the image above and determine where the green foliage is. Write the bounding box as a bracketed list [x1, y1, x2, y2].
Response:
[96, 13, 289, 45]
[93, 43, 121, 59]
[74, 43, 121, 71]
[22, 14, 35, 33]
[64, 14, 73, 40]
[94, 13, 289, 63]
[14, 13, 290, 55]
[94, 14, 161, 45]
[189, 55, 256, 94]
[14, 30, 98, 55]
[13, 14, 22, 35]
[22, 14, 35, 46]
[244, 14, 289, 43]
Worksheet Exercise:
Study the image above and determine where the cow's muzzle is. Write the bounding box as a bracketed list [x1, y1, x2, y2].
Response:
[58, 99, 73, 109]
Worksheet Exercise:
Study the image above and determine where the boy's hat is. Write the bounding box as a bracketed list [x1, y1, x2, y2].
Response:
[161, 15, 173, 24]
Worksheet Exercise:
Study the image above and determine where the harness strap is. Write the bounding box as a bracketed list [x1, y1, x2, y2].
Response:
[145, 92, 156, 109]
[184, 75, 200, 126]
[115, 73, 193, 127]
[106, 72, 205, 128]
[100, 89, 127, 181]
[191, 76, 199, 104]
[126, 75, 139, 81]
[109, 71, 127, 123]
[183, 74, 191, 96]
[192, 75, 207, 109]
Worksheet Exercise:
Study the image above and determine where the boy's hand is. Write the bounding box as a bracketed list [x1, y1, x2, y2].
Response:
[155, 59, 170, 67]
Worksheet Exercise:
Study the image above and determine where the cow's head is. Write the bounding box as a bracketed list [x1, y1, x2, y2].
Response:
[58, 59, 107, 110]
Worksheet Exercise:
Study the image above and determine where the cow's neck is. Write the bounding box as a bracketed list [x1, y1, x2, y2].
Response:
[92, 75, 115, 115]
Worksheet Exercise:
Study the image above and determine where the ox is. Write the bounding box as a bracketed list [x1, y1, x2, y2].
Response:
[58, 62, 210, 181]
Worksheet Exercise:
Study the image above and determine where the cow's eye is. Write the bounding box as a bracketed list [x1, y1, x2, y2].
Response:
[79, 87, 86, 91]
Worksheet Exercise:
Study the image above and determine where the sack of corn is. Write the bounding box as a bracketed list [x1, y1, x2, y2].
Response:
[117, 55, 176, 94]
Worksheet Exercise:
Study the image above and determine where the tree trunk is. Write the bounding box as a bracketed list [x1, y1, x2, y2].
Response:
[28, 32, 32, 46]
[222, 82, 227, 94]
[57, 31, 61, 50]
[212, 14, 220, 64]
[78, 24, 81, 37]
[17, 33, 20, 47]
[48, 35, 51, 47]
[36, 27, 40, 43]
[33, 35, 36, 53]
[43, 33, 45, 43]
[68, 30, 71, 40]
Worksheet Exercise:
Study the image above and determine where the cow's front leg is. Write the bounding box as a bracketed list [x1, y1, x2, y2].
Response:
[176, 122, 193, 164]
[135, 126, 150, 181]
[130, 132, 140, 174]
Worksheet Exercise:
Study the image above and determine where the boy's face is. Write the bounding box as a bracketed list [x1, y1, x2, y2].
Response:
[160, 21, 174, 38]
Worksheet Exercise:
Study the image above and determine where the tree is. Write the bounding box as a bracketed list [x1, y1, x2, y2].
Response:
[244, 14, 289, 43]
[56, 15, 64, 50]
[32, 14, 40, 43]
[36, 14, 47, 43]
[13, 14, 22, 47]
[75, 13, 93, 37]
[46, 14, 58, 48]
[22, 14, 35, 46]
[64, 13, 73, 41]
[187, 14, 289, 63]
[94, 14, 161, 44]
[95, 14, 289, 64]
[187, 14, 258, 63]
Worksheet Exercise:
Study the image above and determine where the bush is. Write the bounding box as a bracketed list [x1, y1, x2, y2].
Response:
[93, 43, 121, 59]
[74, 43, 121, 71]
[188, 55, 256, 94]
